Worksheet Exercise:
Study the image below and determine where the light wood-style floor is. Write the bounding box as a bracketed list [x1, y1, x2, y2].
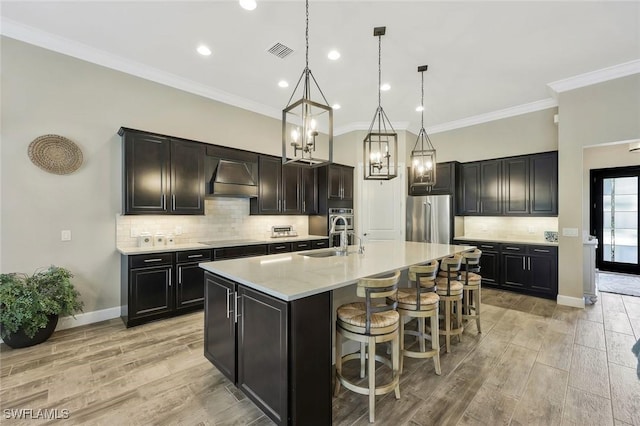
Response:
[1, 288, 639, 425]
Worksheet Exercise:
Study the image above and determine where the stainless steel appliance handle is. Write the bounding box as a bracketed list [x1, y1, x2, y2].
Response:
[522, 257, 525, 269]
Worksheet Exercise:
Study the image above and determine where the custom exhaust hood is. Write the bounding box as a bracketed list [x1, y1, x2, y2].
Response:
[206, 146, 258, 198]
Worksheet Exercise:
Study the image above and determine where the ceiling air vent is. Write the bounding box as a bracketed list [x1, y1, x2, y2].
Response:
[267, 42, 294, 59]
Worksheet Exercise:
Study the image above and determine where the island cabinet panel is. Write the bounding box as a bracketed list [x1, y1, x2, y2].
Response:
[203, 271, 332, 425]
[204, 274, 236, 382]
[237, 286, 289, 424]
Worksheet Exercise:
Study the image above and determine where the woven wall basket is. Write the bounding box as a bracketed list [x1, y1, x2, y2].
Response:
[28, 134, 83, 175]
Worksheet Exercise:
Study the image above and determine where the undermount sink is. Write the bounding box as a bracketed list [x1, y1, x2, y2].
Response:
[299, 250, 345, 258]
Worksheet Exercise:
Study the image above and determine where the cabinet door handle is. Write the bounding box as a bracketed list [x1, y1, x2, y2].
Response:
[187, 254, 203, 258]
[172, 194, 176, 210]
[162, 194, 166, 209]
[278, 200, 281, 211]
[522, 257, 525, 270]
[226, 288, 232, 319]
[234, 294, 241, 323]
[144, 258, 164, 263]
[303, 201, 306, 212]
[505, 246, 520, 251]
[480, 245, 494, 249]
[169, 272, 172, 287]
[298, 244, 308, 248]
[178, 267, 182, 284]
[528, 257, 531, 270]
[275, 245, 285, 250]
[533, 249, 550, 253]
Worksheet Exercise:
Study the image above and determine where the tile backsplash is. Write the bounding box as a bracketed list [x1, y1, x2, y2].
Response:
[460, 216, 558, 242]
[116, 198, 309, 248]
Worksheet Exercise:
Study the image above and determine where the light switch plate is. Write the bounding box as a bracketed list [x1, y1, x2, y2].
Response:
[562, 227, 579, 237]
[61, 230, 72, 241]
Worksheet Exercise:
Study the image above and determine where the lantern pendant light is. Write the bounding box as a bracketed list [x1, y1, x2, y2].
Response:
[410, 65, 437, 189]
[363, 26, 398, 180]
[282, 0, 333, 167]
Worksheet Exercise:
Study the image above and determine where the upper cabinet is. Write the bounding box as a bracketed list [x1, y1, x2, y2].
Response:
[408, 161, 459, 196]
[120, 128, 205, 215]
[503, 152, 557, 216]
[250, 156, 317, 215]
[328, 165, 353, 201]
[457, 151, 557, 217]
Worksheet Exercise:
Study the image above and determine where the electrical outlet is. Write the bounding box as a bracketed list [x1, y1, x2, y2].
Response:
[562, 227, 579, 237]
[175, 226, 183, 235]
[61, 230, 72, 241]
[527, 226, 535, 233]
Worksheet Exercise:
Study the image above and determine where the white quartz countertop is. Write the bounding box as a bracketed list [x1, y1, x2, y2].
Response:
[117, 235, 329, 255]
[199, 241, 474, 302]
[454, 236, 558, 247]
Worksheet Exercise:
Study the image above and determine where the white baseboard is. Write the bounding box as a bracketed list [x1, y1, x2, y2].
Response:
[56, 307, 121, 331]
[1, 307, 121, 344]
[557, 295, 585, 309]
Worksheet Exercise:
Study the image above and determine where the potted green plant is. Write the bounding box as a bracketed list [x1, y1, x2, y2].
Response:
[0, 266, 83, 349]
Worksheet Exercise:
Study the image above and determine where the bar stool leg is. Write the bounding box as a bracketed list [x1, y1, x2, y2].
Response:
[368, 336, 376, 423]
[444, 300, 451, 353]
[418, 318, 426, 352]
[393, 332, 400, 400]
[476, 288, 482, 333]
[360, 342, 366, 379]
[399, 315, 405, 374]
[334, 328, 342, 396]
[430, 312, 442, 375]
[456, 298, 463, 343]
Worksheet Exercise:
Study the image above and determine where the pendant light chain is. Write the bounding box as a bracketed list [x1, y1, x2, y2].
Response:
[378, 34, 382, 108]
[420, 70, 425, 130]
[305, 0, 309, 71]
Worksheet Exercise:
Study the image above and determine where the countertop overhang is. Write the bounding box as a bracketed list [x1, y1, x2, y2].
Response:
[199, 241, 474, 301]
[454, 236, 558, 247]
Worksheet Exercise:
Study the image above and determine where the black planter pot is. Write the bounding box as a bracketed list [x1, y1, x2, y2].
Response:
[2, 315, 59, 349]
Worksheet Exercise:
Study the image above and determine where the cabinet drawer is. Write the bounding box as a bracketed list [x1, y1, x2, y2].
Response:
[130, 252, 173, 268]
[215, 245, 268, 260]
[310, 239, 330, 249]
[477, 243, 499, 251]
[527, 246, 557, 256]
[177, 249, 212, 263]
[501, 244, 526, 253]
[269, 242, 292, 254]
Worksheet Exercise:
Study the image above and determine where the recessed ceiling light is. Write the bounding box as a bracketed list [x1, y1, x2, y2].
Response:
[416, 106, 424, 112]
[239, 0, 257, 11]
[332, 103, 341, 110]
[328, 50, 341, 60]
[197, 45, 212, 56]
[278, 80, 289, 88]
[380, 83, 391, 91]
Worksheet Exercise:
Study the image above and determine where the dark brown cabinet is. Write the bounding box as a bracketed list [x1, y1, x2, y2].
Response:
[501, 244, 558, 298]
[251, 156, 317, 215]
[328, 165, 353, 200]
[176, 249, 211, 310]
[120, 128, 205, 215]
[204, 271, 332, 425]
[409, 161, 459, 196]
[503, 152, 558, 216]
[204, 274, 236, 381]
[122, 253, 174, 327]
[458, 151, 557, 217]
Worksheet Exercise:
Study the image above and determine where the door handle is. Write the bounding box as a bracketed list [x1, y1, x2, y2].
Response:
[528, 257, 531, 270]
[187, 254, 203, 258]
[144, 258, 163, 263]
[234, 294, 242, 323]
[172, 194, 176, 210]
[226, 288, 232, 319]
[533, 249, 549, 253]
[303, 201, 306, 212]
[162, 194, 166, 209]
[178, 267, 182, 284]
[168, 272, 172, 287]
[522, 257, 525, 270]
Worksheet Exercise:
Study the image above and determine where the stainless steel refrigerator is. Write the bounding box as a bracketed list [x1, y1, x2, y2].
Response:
[406, 195, 452, 244]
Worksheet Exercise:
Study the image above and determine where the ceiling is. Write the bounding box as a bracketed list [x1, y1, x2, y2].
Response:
[1, 1, 639, 134]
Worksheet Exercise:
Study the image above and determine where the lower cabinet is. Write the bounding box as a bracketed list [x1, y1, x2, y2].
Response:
[122, 250, 211, 327]
[204, 271, 332, 425]
[457, 240, 557, 299]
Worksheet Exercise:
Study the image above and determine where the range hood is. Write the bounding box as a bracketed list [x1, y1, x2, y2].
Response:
[207, 158, 258, 198]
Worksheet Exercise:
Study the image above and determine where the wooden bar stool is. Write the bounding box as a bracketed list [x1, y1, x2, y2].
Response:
[435, 255, 463, 353]
[461, 249, 482, 333]
[334, 271, 401, 423]
[388, 260, 441, 375]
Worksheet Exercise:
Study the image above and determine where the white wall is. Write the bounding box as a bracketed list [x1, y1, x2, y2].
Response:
[0, 37, 295, 312]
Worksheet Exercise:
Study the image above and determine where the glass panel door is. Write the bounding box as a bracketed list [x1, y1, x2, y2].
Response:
[592, 166, 640, 274]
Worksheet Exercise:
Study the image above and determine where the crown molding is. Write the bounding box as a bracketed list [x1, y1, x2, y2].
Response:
[425, 98, 558, 135]
[0, 18, 283, 121]
[334, 121, 410, 136]
[548, 59, 640, 95]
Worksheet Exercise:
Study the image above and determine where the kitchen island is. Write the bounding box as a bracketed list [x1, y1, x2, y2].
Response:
[199, 241, 473, 425]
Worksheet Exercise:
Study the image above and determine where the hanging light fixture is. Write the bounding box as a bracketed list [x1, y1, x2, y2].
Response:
[363, 26, 398, 180]
[410, 65, 437, 189]
[282, 0, 333, 167]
